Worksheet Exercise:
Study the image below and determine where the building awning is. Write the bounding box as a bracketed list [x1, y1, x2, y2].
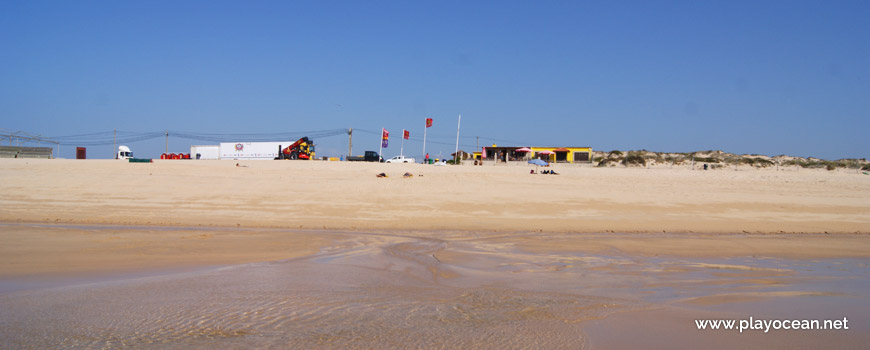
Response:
[553, 148, 570, 152]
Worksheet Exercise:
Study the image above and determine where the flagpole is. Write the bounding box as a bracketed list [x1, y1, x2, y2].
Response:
[378, 128, 383, 161]
[454, 114, 461, 163]
[400, 130, 405, 157]
[422, 119, 427, 163]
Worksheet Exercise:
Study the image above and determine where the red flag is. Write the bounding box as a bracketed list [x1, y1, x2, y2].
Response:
[426, 118, 433, 128]
[382, 128, 389, 140]
[482, 147, 486, 159]
[403, 130, 409, 139]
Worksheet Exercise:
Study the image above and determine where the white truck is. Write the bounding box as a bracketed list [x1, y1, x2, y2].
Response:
[385, 155, 416, 163]
[219, 141, 294, 160]
[190, 145, 220, 160]
[116, 145, 133, 159]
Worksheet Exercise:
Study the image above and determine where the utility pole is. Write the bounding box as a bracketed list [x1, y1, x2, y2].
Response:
[454, 114, 461, 164]
[347, 128, 353, 156]
[165, 130, 169, 154]
[113, 129, 116, 159]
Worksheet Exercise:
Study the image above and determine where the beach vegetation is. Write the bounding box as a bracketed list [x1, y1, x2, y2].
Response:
[622, 152, 646, 166]
[597, 158, 618, 167]
[739, 158, 775, 167]
[693, 157, 720, 163]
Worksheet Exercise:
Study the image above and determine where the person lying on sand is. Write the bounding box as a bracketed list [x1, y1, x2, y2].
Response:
[403, 172, 413, 178]
[235, 163, 248, 168]
[376, 173, 388, 178]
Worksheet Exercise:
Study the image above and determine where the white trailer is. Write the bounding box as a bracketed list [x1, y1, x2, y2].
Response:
[190, 145, 220, 160]
[219, 141, 294, 160]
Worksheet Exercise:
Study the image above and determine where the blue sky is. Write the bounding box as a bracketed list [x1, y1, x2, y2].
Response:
[1, 1, 867, 159]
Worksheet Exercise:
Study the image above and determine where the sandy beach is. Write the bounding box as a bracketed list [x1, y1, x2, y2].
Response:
[1, 159, 869, 349]
[1, 159, 868, 233]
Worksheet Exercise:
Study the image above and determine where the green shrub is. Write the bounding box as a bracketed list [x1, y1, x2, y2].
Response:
[622, 153, 645, 166]
[693, 157, 720, 163]
[740, 158, 775, 167]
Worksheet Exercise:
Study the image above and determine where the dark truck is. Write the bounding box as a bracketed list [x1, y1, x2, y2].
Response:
[347, 151, 383, 162]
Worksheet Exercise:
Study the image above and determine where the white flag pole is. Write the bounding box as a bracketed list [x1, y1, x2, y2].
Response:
[454, 114, 461, 163]
[378, 128, 383, 161]
[422, 119, 427, 163]
[400, 130, 405, 157]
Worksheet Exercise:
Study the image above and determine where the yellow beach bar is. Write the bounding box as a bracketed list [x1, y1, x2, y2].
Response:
[530, 147, 593, 163]
[473, 146, 594, 164]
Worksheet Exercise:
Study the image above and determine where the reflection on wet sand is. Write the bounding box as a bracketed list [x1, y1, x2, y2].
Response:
[0, 227, 868, 349]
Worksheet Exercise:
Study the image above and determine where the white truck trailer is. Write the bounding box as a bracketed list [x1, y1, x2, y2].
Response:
[190, 145, 220, 160]
[219, 141, 294, 160]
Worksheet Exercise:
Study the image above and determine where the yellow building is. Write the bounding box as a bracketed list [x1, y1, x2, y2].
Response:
[473, 146, 593, 164]
[529, 147, 593, 163]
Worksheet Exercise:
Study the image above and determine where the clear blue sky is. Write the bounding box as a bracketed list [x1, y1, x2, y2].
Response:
[1, 1, 868, 159]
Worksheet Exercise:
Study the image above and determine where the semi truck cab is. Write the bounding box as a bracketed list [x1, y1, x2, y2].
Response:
[117, 145, 133, 159]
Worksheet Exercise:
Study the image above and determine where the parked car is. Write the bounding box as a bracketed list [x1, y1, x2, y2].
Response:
[347, 151, 383, 162]
[385, 155, 416, 163]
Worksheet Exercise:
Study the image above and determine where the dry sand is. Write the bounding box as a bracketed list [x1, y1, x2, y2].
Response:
[1, 159, 869, 233]
[1, 159, 869, 349]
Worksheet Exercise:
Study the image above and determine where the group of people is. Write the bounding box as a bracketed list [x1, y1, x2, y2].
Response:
[376, 172, 417, 178]
[530, 169, 558, 175]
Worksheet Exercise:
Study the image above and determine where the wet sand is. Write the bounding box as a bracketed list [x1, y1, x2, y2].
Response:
[1, 224, 868, 349]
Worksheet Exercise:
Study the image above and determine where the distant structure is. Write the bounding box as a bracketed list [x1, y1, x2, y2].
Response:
[474, 145, 593, 164]
[0, 146, 53, 159]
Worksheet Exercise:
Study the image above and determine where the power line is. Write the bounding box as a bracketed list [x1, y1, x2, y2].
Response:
[39, 127, 527, 153]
